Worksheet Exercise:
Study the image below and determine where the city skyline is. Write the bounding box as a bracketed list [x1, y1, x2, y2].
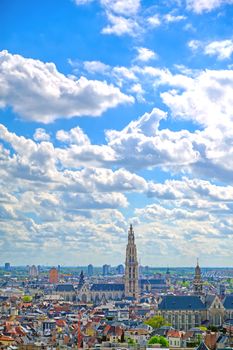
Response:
[1, 0, 233, 266]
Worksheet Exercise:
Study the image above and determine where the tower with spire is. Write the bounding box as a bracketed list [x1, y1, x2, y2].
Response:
[78, 270, 85, 289]
[166, 267, 171, 286]
[124, 224, 139, 299]
[193, 259, 203, 295]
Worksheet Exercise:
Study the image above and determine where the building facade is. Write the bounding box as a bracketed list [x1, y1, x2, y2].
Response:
[158, 294, 229, 331]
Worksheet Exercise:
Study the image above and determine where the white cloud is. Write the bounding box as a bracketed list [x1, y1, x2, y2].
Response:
[33, 128, 50, 142]
[62, 192, 128, 209]
[56, 126, 90, 146]
[186, 0, 233, 13]
[112, 66, 137, 81]
[129, 83, 145, 102]
[204, 39, 233, 59]
[74, 0, 141, 37]
[147, 14, 161, 27]
[163, 13, 186, 22]
[188, 39, 202, 51]
[83, 60, 111, 74]
[0, 50, 134, 123]
[147, 177, 233, 203]
[188, 39, 233, 60]
[161, 69, 233, 128]
[106, 108, 200, 170]
[102, 12, 140, 36]
[2, 119, 233, 264]
[135, 47, 158, 62]
[100, 0, 140, 16]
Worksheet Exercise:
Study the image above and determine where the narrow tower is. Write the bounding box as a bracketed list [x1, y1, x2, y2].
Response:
[193, 259, 203, 295]
[124, 224, 139, 299]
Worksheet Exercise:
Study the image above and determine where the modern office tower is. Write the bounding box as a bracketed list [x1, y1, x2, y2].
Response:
[102, 264, 110, 276]
[116, 264, 124, 275]
[4, 262, 10, 271]
[87, 264, 94, 276]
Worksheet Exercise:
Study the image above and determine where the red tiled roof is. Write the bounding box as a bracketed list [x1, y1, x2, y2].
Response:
[167, 330, 183, 338]
[0, 335, 15, 341]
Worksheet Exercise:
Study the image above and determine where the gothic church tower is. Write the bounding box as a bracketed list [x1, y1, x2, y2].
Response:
[193, 259, 203, 295]
[124, 224, 139, 299]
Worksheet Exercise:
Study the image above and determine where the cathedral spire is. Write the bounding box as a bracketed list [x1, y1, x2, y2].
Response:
[125, 224, 139, 300]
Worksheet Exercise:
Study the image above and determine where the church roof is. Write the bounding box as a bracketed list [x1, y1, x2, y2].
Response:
[55, 284, 75, 292]
[205, 294, 216, 308]
[159, 295, 206, 311]
[90, 283, 124, 291]
[223, 295, 233, 309]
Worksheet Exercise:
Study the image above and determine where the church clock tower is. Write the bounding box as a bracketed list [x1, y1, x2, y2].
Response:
[124, 224, 139, 299]
[193, 259, 203, 295]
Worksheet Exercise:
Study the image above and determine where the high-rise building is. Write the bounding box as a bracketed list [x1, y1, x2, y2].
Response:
[116, 264, 124, 275]
[29, 265, 39, 278]
[193, 259, 203, 295]
[124, 224, 139, 299]
[4, 262, 10, 271]
[87, 264, 94, 276]
[49, 267, 59, 284]
[102, 264, 110, 276]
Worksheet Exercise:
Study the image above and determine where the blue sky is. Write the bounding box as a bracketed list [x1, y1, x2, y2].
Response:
[1, 0, 233, 266]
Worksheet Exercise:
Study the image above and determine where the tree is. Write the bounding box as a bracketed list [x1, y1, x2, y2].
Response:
[22, 295, 32, 302]
[127, 338, 136, 345]
[144, 316, 169, 329]
[148, 336, 169, 347]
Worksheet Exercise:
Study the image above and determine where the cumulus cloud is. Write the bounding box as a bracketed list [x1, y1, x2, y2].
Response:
[0, 50, 133, 123]
[161, 69, 233, 127]
[147, 177, 233, 203]
[33, 128, 50, 142]
[188, 39, 202, 51]
[62, 192, 128, 210]
[2, 120, 233, 265]
[101, 12, 140, 36]
[188, 39, 233, 60]
[100, 0, 140, 16]
[106, 108, 199, 170]
[83, 60, 111, 74]
[56, 126, 90, 146]
[75, 0, 141, 37]
[135, 47, 158, 62]
[186, 0, 233, 13]
[204, 39, 233, 59]
[147, 14, 161, 27]
[163, 13, 186, 22]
